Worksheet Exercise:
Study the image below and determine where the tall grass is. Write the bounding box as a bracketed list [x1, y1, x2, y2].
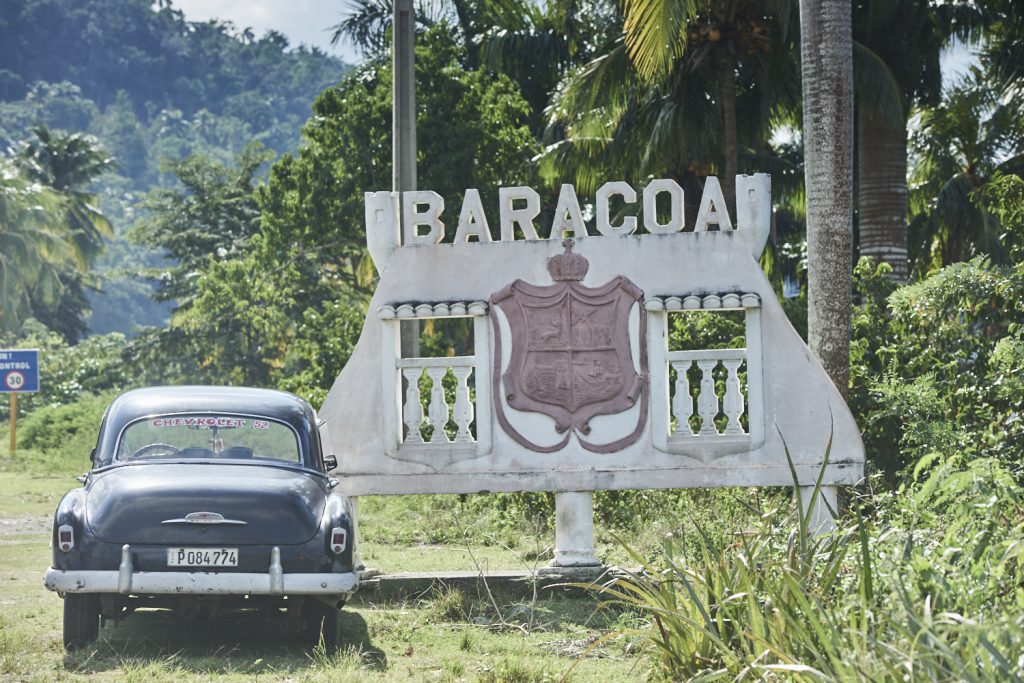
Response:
[595, 454, 1024, 681]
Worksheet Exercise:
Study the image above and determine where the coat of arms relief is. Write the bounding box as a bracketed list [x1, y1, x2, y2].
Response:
[490, 240, 649, 453]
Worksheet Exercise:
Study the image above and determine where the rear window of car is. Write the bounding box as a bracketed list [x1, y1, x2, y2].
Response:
[116, 414, 301, 463]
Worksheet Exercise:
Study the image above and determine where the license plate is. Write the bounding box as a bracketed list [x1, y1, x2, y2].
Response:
[167, 547, 238, 567]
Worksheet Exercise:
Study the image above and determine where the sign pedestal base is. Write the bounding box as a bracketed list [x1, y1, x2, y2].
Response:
[548, 491, 601, 568]
[798, 485, 838, 535]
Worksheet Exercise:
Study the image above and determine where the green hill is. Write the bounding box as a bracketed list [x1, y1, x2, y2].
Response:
[0, 0, 351, 334]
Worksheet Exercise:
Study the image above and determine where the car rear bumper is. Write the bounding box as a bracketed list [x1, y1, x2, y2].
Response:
[44, 544, 358, 597]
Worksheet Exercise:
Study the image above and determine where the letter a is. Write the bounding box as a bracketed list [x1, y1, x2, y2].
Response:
[694, 176, 733, 232]
[454, 189, 493, 242]
[550, 184, 588, 239]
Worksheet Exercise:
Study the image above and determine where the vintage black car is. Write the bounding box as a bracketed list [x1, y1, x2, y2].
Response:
[44, 386, 358, 650]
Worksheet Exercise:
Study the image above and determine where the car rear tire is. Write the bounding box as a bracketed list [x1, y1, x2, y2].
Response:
[306, 601, 340, 651]
[63, 593, 100, 650]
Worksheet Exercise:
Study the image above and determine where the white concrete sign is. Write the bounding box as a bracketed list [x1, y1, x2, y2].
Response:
[321, 176, 864, 508]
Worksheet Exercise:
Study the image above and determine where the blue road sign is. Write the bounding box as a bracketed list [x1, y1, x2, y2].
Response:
[0, 349, 40, 393]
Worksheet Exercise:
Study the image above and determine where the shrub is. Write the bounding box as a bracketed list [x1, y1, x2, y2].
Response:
[850, 257, 1024, 479]
[7, 392, 113, 474]
[597, 453, 1024, 681]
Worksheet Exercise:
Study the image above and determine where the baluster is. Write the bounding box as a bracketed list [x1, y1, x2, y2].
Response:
[670, 361, 695, 435]
[452, 366, 474, 442]
[426, 367, 450, 443]
[402, 367, 424, 444]
[722, 359, 745, 434]
[696, 359, 720, 435]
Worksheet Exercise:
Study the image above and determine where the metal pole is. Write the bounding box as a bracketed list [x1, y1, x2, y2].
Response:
[393, 0, 419, 358]
[392, 0, 416, 196]
[9, 392, 16, 456]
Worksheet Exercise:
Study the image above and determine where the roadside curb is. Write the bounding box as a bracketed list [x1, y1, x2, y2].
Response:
[350, 566, 635, 604]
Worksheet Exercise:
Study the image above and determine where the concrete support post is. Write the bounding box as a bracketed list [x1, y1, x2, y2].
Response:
[350, 496, 363, 570]
[550, 491, 601, 567]
[798, 485, 838, 536]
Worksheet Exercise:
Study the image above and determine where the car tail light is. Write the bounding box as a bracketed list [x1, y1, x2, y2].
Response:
[58, 524, 74, 552]
[330, 527, 347, 554]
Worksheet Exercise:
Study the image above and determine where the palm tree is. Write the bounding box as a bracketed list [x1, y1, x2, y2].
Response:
[17, 126, 115, 339]
[0, 160, 70, 334]
[19, 126, 115, 265]
[540, 0, 798, 222]
[852, 0, 942, 283]
[329, 0, 456, 57]
[908, 75, 1024, 274]
[800, 0, 854, 394]
[852, 0, 992, 283]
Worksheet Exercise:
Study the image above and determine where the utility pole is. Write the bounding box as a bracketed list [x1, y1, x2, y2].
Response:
[393, 0, 419, 359]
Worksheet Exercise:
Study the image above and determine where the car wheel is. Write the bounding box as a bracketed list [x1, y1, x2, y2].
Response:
[63, 593, 100, 650]
[306, 601, 340, 651]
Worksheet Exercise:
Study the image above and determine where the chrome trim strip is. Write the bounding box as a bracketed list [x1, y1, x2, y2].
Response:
[44, 567, 358, 596]
[161, 517, 247, 526]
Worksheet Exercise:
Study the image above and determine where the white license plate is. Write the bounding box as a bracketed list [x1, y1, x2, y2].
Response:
[167, 547, 238, 567]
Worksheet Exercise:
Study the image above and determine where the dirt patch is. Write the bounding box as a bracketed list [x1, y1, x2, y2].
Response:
[0, 515, 50, 537]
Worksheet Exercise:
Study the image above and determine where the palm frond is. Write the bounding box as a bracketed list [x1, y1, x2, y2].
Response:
[622, 0, 697, 81]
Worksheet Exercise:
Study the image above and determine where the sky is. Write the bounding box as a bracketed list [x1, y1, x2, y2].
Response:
[172, 0, 362, 63]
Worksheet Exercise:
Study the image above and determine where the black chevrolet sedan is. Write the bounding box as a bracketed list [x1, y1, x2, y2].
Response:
[44, 386, 358, 650]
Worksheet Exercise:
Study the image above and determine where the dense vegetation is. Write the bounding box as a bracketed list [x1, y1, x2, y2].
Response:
[0, 0, 348, 335]
[2, 0, 1024, 679]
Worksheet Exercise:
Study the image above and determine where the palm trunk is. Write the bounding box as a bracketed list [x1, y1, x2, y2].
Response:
[721, 50, 738, 213]
[801, 0, 854, 397]
[857, 109, 908, 282]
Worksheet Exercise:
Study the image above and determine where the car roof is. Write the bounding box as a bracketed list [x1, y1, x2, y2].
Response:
[105, 386, 314, 423]
[94, 386, 320, 467]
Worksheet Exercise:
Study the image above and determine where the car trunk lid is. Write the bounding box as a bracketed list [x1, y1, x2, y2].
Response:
[86, 463, 326, 545]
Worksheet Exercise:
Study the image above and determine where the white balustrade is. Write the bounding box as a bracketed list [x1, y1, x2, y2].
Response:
[396, 356, 476, 446]
[667, 349, 748, 438]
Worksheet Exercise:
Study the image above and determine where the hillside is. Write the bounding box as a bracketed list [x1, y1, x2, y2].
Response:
[0, 0, 351, 334]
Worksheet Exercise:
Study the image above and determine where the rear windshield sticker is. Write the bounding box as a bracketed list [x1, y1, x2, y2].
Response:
[151, 417, 249, 428]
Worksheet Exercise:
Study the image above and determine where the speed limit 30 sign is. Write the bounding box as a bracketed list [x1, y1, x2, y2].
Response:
[0, 350, 39, 393]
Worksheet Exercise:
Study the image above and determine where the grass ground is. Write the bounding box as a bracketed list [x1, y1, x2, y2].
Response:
[0, 467, 654, 682]
[0, 417, 770, 683]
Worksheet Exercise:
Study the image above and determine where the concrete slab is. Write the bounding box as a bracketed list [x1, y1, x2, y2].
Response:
[350, 566, 619, 604]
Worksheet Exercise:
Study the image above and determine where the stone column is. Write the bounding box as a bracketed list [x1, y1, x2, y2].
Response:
[549, 491, 601, 568]
[798, 485, 838, 536]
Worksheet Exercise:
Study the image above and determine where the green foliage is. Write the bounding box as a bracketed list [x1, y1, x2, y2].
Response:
[908, 74, 1024, 275]
[850, 257, 1024, 478]
[600, 454, 1024, 680]
[276, 301, 366, 407]
[0, 319, 130, 416]
[12, 125, 115, 340]
[0, 0, 343, 127]
[131, 144, 271, 302]
[979, 172, 1024, 263]
[16, 391, 112, 458]
[0, 158, 67, 333]
[0, 0, 351, 338]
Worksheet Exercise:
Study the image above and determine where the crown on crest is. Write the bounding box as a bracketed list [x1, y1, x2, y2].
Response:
[547, 239, 589, 281]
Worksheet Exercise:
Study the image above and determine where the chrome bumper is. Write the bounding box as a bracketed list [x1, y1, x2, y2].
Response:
[44, 544, 358, 596]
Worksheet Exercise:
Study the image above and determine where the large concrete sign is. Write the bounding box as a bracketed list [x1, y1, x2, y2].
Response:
[321, 176, 864, 508]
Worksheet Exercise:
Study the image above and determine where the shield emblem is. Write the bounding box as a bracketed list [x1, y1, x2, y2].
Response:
[490, 240, 648, 453]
